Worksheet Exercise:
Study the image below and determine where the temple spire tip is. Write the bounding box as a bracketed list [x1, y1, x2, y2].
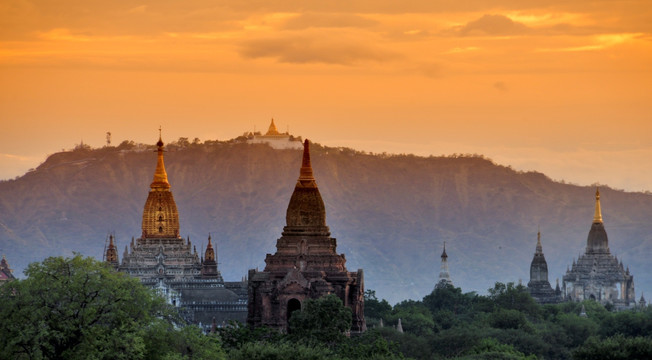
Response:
[298, 139, 315, 182]
[150, 130, 170, 190]
[593, 187, 603, 223]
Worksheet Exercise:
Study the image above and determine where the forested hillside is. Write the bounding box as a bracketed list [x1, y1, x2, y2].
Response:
[1, 139, 651, 303]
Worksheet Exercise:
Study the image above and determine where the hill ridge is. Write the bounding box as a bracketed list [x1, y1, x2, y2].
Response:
[1, 139, 650, 304]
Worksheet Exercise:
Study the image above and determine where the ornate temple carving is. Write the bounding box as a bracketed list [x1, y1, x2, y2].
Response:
[247, 140, 366, 333]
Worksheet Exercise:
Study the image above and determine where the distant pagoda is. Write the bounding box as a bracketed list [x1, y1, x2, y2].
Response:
[527, 230, 562, 304]
[245, 118, 303, 150]
[562, 188, 636, 309]
[435, 242, 453, 289]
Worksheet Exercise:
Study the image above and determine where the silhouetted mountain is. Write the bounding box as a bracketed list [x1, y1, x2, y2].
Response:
[1, 140, 651, 304]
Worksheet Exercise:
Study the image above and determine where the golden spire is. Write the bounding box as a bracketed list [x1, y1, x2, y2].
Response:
[150, 128, 170, 190]
[297, 139, 316, 186]
[266, 118, 281, 135]
[593, 187, 603, 223]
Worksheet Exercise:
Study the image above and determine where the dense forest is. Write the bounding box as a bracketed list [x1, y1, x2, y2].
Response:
[2, 255, 651, 360]
[1, 138, 651, 304]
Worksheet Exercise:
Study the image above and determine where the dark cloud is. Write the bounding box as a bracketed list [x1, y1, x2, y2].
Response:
[454, 14, 530, 36]
[282, 13, 378, 30]
[239, 35, 395, 65]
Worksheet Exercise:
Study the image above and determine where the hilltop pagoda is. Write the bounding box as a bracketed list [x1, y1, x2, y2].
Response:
[245, 118, 303, 149]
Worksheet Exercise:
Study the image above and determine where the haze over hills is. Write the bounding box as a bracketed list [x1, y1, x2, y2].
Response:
[1, 139, 651, 304]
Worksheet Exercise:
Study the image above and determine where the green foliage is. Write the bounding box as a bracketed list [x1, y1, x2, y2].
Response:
[336, 330, 404, 360]
[288, 294, 353, 345]
[461, 338, 538, 360]
[423, 284, 471, 315]
[599, 307, 652, 337]
[573, 335, 652, 360]
[555, 313, 599, 347]
[428, 325, 486, 358]
[227, 341, 335, 360]
[488, 282, 541, 319]
[365, 289, 392, 322]
[218, 322, 283, 352]
[0, 255, 224, 360]
[387, 300, 435, 336]
[144, 322, 226, 360]
[376, 327, 433, 360]
[0, 255, 170, 360]
[488, 309, 533, 332]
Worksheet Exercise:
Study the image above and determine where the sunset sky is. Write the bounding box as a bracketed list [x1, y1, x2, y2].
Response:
[1, 1, 651, 191]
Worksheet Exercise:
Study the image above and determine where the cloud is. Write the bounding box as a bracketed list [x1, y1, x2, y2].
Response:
[493, 81, 508, 91]
[239, 34, 396, 65]
[451, 14, 530, 37]
[282, 13, 377, 30]
[536, 32, 644, 52]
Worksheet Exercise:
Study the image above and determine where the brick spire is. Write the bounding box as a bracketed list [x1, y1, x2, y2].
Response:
[284, 140, 327, 229]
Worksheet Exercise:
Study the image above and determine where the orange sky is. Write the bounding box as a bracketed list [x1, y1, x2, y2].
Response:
[1, 1, 652, 191]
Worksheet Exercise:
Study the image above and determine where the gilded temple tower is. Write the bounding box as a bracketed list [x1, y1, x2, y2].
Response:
[141, 134, 180, 238]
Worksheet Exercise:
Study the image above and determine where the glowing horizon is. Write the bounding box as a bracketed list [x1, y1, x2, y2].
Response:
[1, 1, 651, 191]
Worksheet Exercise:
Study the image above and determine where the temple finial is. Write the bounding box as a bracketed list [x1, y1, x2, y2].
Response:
[298, 140, 315, 182]
[441, 241, 448, 259]
[266, 118, 281, 136]
[536, 230, 543, 254]
[593, 187, 603, 223]
[150, 130, 170, 190]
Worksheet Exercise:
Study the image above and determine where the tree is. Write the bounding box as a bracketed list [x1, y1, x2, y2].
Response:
[488, 282, 540, 319]
[488, 309, 532, 331]
[288, 294, 352, 345]
[0, 255, 181, 360]
[573, 335, 652, 360]
[227, 341, 335, 360]
[423, 284, 470, 315]
[460, 338, 539, 360]
[388, 300, 435, 336]
[364, 289, 392, 322]
[144, 322, 226, 360]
